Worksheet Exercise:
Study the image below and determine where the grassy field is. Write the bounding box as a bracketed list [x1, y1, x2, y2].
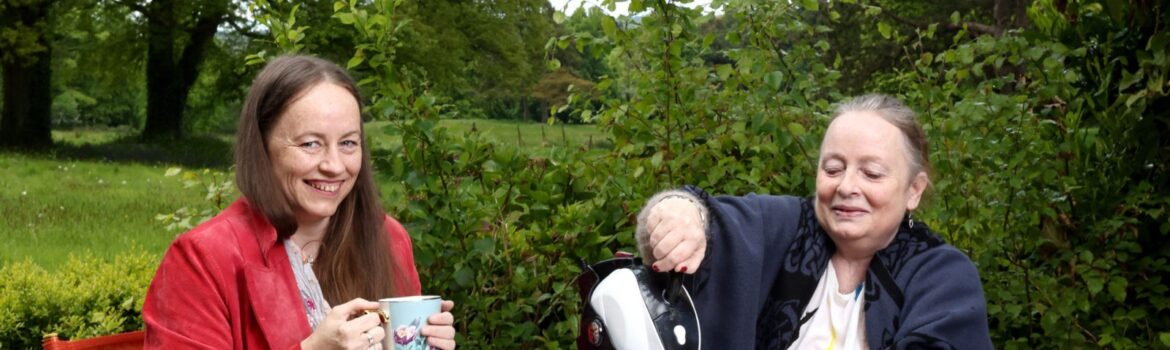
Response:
[1, 119, 605, 269]
[0, 153, 204, 267]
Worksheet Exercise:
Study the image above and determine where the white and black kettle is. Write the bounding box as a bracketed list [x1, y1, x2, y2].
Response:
[577, 255, 701, 350]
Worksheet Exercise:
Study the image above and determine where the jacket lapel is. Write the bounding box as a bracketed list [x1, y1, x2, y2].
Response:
[245, 261, 310, 349]
[237, 198, 312, 349]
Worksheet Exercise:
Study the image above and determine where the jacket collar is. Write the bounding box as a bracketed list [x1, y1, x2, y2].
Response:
[232, 197, 313, 347]
[232, 197, 280, 264]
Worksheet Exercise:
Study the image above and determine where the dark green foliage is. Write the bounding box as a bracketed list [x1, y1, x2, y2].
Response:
[50, 2, 145, 129]
[869, 0, 1169, 347]
[258, 0, 1170, 347]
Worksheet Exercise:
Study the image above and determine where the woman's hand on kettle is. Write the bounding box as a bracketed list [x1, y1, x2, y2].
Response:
[302, 298, 386, 350]
[645, 196, 707, 274]
[420, 300, 457, 349]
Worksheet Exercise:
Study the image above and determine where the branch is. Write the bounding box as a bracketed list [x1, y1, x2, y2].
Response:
[225, 13, 265, 40]
[948, 22, 1003, 36]
[114, 0, 149, 16]
[880, 7, 1003, 37]
[177, 7, 228, 92]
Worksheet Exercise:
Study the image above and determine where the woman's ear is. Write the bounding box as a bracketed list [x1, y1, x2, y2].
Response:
[905, 171, 929, 211]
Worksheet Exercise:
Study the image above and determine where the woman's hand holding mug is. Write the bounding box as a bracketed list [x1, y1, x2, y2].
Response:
[420, 300, 457, 350]
[302, 298, 386, 350]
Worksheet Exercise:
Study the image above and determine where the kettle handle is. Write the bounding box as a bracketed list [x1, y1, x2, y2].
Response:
[665, 271, 687, 304]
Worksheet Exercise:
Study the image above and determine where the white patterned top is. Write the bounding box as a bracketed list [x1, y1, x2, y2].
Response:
[284, 239, 331, 330]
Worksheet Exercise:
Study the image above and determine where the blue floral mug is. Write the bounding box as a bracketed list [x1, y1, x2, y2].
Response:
[379, 295, 441, 350]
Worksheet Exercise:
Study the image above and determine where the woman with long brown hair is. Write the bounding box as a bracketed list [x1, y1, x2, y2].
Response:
[143, 55, 457, 349]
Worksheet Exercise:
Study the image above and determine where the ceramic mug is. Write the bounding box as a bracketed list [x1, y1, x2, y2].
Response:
[378, 295, 441, 350]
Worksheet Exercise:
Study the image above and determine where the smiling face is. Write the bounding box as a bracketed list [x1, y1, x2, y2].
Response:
[814, 110, 928, 255]
[266, 82, 363, 227]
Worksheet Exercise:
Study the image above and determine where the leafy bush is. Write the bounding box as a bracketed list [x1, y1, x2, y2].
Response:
[0, 251, 157, 349]
[146, 0, 1165, 348]
[339, 1, 839, 347]
[869, 1, 1170, 346]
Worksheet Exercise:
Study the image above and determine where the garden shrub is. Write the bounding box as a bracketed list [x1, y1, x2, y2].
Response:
[870, 1, 1170, 346]
[255, 0, 1169, 348]
[10, 0, 1161, 348]
[0, 250, 157, 349]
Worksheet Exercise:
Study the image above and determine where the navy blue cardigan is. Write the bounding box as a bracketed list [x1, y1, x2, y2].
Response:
[681, 189, 993, 349]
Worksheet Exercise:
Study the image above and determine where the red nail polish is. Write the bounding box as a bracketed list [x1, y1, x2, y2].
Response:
[680, 266, 688, 273]
[651, 264, 660, 272]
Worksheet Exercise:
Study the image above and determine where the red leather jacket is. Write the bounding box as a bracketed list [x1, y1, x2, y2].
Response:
[143, 198, 421, 349]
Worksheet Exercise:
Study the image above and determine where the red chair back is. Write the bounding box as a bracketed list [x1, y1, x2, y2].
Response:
[42, 331, 145, 350]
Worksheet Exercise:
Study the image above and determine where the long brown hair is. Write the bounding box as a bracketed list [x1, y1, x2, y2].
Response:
[235, 55, 404, 304]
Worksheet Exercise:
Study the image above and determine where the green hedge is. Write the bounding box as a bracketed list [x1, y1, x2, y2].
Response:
[0, 251, 156, 349]
[5, 1, 1167, 349]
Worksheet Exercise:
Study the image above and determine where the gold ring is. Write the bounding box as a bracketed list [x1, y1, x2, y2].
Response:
[363, 309, 389, 325]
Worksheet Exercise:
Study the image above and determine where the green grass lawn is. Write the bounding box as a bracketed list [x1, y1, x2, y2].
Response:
[1, 119, 604, 269]
[0, 152, 204, 268]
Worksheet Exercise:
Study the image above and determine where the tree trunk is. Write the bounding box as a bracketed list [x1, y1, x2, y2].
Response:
[139, 0, 225, 141]
[0, 13, 53, 148]
[141, 0, 182, 140]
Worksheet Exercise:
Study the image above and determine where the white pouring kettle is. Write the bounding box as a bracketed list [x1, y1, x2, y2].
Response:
[577, 256, 701, 350]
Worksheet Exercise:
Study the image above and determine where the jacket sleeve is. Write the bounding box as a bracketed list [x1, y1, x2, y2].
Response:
[143, 234, 234, 350]
[893, 246, 993, 349]
[687, 190, 804, 349]
[384, 215, 422, 296]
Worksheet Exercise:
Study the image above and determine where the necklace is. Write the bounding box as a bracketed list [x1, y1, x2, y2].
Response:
[294, 239, 323, 264]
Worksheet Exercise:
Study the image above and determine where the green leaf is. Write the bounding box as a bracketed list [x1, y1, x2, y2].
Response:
[553, 11, 566, 24]
[629, 0, 645, 12]
[716, 64, 734, 80]
[165, 167, 182, 177]
[1119, 70, 1144, 90]
[346, 54, 364, 69]
[801, 0, 819, 12]
[702, 33, 715, 50]
[1085, 273, 1104, 295]
[472, 237, 496, 256]
[787, 122, 807, 137]
[336, 12, 355, 25]
[1126, 93, 1144, 108]
[1159, 332, 1170, 346]
[877, 21, 892, 40]
[453, 268, 474, 287]
[602, 17, 618, 39]
[764, 71, 784, 91]
[726, 31, 741, 45]
[1108, 276, 1128, 302]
